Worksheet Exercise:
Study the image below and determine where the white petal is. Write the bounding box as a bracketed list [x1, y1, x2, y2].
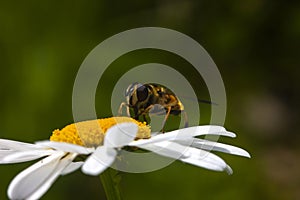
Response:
[179, 147, 228, 172]
[82, 146, 117, 176]
[138, 141, 187, 160]
[35, 141, 94, 154]
[0, 150, 16, 162]
[0, 139, 39, 150]
[129, 126, 235, 147]
[104, 123, 137, 148]
[26, 153, 77, 200]
[175, 126, 235, 137]
[136, 141, 230, 173]
[8, 152, 77, 200]
[176, 138, 251, 158]
[61, 161, 84, 175]
[128, 131, 185, 146]
[2, 149, 55, 164]
[225, 165, 233, 175]
[8, 152, 65, 199]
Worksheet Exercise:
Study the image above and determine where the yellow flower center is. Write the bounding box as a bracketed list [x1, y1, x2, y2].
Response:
[50, 117, 151, 147]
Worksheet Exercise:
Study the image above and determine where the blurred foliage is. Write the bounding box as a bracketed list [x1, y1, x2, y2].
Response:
[0, 0, 300, 199]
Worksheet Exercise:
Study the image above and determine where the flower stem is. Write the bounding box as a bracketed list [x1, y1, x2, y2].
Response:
[100, 168, 123, 200]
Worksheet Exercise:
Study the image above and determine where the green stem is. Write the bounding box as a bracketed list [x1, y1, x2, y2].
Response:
[100, 168, 123, 200]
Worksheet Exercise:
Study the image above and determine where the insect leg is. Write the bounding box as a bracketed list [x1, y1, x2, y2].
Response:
[118, 102, 129, 116]
[126, 103, 130, 116]
[161, 106, 171, 132]
[182, 110, 188, 128]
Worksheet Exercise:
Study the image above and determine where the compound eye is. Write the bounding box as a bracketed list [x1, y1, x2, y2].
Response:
[136, 85, 148, 101]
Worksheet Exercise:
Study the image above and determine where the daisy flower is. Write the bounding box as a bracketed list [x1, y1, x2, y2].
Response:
[0, 117, 250, 199]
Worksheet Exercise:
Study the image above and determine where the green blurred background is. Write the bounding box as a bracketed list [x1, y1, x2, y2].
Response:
[1, 0, 299, 199]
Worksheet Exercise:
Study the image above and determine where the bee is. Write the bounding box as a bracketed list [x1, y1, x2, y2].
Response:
[118, 82, 188, 130]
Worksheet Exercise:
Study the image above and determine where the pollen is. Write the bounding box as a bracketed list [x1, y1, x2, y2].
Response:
[50, 117, 151, 147]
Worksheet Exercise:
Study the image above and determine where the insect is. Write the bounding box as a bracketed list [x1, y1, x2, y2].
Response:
[118, 82, 188, 130]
